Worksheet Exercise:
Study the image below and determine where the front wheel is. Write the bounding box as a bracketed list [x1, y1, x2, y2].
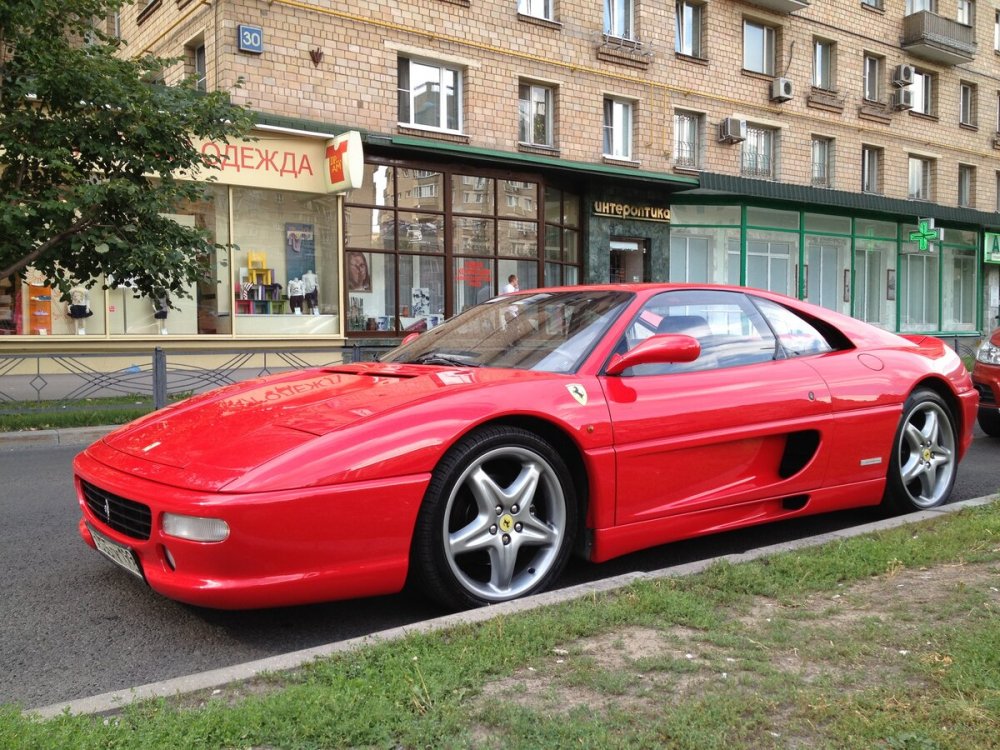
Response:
[881, 389, 958, 514]
[977, 408, 1000, 438]
[411, 426, 577, 610]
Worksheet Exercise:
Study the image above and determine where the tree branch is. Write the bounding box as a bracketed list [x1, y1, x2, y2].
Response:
[0, 215, 98, 279]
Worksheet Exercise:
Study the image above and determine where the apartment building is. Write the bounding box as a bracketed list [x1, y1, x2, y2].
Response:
[6, 0, 998, 347]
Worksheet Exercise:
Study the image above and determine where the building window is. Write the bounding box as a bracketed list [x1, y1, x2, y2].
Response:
[957, 0, 973, 25]
[996, 11, 1000, 51]
[813, 38, 834, 90]
[107, 11, 121, 38]
[811, 136, 832, 187]
[673, 111, 702, 168]
[604, 0, 634, 40]
[908, 156, 932, 200]
[518, 0, 553, 20]
[675, 0, 703, 57]
[741, 126, 775, 178]
[518, 82, 554, 147]
[996, 171, 1000, 211]
[397, 56, 462, 133]
[958, 164, 975, 207]
[862, 145, 882, 194]
[743, 20, 776, 75]
[603, 97, 633, 159]
[910, 70, 934, 115]
[861, 0, 884, 8]
[959, 82, 976, 126]
[187, 43, 207, 92]
[905, 0, 935, 13]
[863, 54, 882, 102]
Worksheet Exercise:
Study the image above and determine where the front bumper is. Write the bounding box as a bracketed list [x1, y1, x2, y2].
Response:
[74, 449, 430, 609]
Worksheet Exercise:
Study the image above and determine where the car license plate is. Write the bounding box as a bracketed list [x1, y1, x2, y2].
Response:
[89, 524, 145, 581]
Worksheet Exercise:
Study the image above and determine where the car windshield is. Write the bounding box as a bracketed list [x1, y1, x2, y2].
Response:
[381, 290, 633, 373]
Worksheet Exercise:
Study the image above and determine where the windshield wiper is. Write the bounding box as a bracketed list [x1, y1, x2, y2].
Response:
[406, 352, 481, 367]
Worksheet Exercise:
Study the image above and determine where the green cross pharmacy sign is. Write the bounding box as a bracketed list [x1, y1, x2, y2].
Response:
[908, 219, 939, 251]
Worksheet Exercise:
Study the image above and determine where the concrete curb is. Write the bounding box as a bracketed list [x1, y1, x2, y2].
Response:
[0, 425, 115, 450]
[29, 493, 998, 719]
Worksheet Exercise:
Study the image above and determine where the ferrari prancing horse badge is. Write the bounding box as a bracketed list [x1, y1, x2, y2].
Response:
[566, 384, 588, 406]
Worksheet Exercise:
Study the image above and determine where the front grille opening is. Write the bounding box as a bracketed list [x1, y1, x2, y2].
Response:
[82, 480, 152, 541]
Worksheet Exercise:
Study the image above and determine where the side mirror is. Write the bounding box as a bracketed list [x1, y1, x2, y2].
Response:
[605, 334, 700, 376]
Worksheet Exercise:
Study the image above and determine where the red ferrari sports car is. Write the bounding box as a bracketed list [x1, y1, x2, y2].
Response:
[74, 284, 977, 611]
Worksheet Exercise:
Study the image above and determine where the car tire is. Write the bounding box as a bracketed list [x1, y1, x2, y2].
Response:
[881, 389, 958, 514]
[411, 425, 577, 610]
[977, 408, 1000, 437]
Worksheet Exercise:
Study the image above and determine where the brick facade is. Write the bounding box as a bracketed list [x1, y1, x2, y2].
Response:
[124, 0, 1000, 210]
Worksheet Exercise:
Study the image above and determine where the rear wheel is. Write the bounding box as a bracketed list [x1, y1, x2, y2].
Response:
[411, 426, 576, 610]
[881, 389, 958, 514]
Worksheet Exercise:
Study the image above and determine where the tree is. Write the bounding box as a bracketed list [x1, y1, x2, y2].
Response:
[0, 0, 256, 304]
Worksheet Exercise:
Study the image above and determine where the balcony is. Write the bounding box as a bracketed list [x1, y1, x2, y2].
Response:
[745, 0, 810, 13]
[901, 11, 976, 65]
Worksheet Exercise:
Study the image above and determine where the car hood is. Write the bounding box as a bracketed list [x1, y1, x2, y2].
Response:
[94, 363, 540, 490]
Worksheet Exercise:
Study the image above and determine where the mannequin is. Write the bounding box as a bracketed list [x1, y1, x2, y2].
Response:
[287, 277, 305, 315]
[67, 286, 94, 334]
[302, 269, 319, 315]
[153, 297, 169, 335]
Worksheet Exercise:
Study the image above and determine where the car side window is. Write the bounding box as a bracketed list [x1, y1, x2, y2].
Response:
[752, 298, 834, 357]
[619, 290, 778, 375]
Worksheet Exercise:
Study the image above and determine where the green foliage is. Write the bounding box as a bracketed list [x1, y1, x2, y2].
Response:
[0, 0, 255, 304]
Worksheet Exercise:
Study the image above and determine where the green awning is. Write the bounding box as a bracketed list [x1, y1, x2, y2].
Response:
[689, 172, 1000, 229]
[378, 134, 699, 189]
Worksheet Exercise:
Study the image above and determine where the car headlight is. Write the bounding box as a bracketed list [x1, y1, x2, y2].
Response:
[976, 340, 1000, 366]
[162, 513, 230, 542]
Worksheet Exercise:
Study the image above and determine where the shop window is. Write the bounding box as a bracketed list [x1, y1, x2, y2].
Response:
[344, 162, 579, 334]
[675, 0, 703, 58]
[397, 56, 463, 133]
[899, 252, 939, 332]
[230, 187, 340, 334]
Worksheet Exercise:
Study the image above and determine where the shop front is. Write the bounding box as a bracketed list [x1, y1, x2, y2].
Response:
[1, 127, 358, 346]
[342, 158, 584, 336]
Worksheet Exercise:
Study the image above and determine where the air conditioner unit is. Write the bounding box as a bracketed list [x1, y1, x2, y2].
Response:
[892, 89, 914, 110]
[718, 117, 747, 143]
[770, 77, 794, 103]
[893, 64, 916, 87]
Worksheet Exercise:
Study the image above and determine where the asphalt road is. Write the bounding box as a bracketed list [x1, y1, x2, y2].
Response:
[2, 430, 997, 711]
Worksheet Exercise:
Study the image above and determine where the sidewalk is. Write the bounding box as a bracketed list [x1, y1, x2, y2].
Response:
[0, 425, 115, 450]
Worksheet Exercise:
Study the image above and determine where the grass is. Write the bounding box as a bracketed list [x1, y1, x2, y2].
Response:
[0, 394, 192, 432]
[2, 501, 998, 749]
